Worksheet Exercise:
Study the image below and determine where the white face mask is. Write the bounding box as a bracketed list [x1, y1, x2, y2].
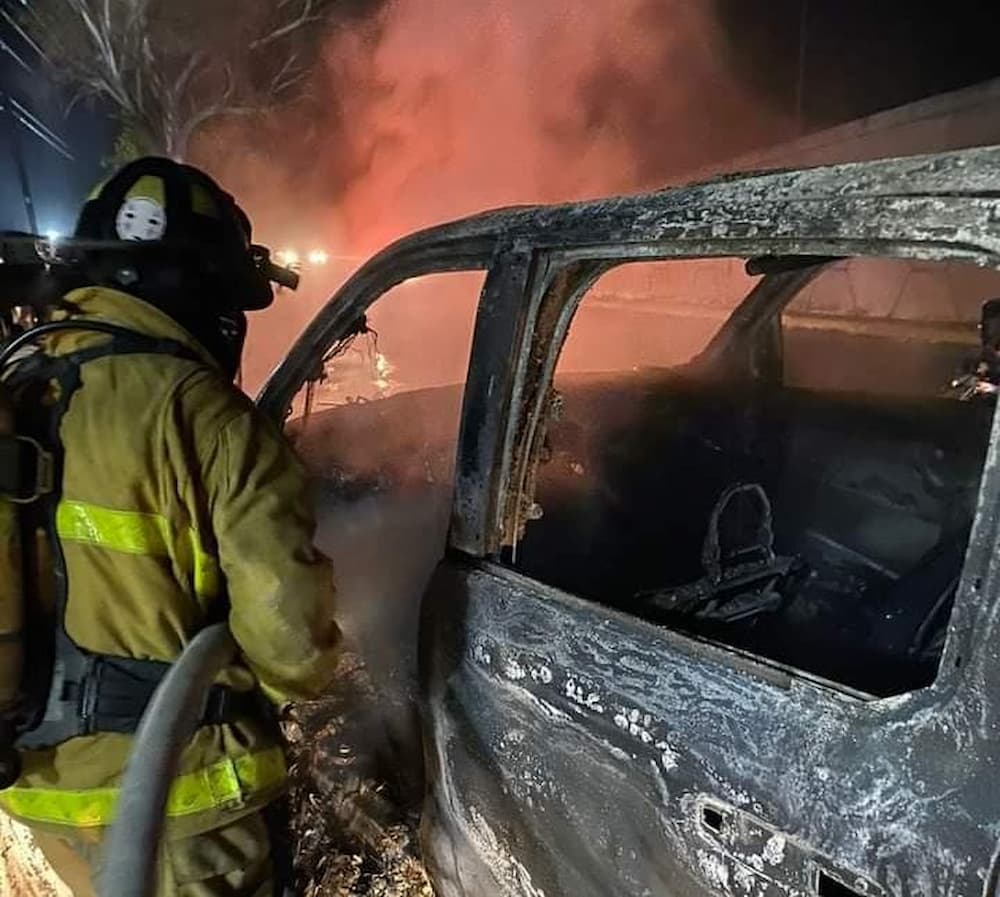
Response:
[115, 197, 167, 241]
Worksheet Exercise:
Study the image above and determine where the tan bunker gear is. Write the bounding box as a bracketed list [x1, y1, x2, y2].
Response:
[0, 285, 340, 890]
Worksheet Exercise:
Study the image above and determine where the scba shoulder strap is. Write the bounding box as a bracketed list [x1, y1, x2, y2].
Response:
[2, 323, 263, 749]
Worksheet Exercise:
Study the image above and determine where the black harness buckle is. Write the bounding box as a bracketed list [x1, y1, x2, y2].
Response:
[0, 433, 53, 503]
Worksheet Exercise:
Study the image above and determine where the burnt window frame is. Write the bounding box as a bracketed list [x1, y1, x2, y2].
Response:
[259, 148, 1000, 709]
[469, 241, 1000, 706]
[259, 243, 1000, 705]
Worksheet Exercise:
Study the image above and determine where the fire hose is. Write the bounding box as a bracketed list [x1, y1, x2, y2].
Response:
[98, 623, 238, 897]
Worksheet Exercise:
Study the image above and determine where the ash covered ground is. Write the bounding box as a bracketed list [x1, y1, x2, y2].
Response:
[285, 653, 434, 897]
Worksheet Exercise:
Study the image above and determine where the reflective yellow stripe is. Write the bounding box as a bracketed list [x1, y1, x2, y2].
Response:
[56, 501, 170, 557]
[56, 500, 222, 599]
[191, 535, 222, 600]
[0, 747, 286, 828]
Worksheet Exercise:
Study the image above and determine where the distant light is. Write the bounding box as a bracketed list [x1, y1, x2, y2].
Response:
[276, 248, 299, 267]
[45, 230, 61, 242]
[307, 249, 328, 266]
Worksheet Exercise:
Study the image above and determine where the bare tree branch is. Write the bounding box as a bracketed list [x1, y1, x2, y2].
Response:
[249, 0, 318, 49]
[24, 0, 355, 160]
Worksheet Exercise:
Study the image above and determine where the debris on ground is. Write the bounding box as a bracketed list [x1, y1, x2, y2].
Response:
[286, 652, 434, 897]
[0, 811, 71, 897]
[0, 649, 433, 897]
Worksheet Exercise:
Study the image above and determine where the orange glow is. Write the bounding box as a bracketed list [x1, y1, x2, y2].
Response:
[197, 1, 789, 396]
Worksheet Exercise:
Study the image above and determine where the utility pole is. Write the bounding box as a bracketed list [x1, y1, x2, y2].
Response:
[0, 91, 37, 232]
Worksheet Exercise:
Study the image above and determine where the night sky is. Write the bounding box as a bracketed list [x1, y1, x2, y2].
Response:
[1, 0, 999, 233]
[717, 0, 1000, 130]
[0, 3, 112, 235]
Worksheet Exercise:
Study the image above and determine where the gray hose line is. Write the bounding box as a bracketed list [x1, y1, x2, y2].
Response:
[99, 623, 238, 897]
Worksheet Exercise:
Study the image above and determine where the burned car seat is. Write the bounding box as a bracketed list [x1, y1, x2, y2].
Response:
[637, 483, 807, 627]
[514, 369, 991, 696]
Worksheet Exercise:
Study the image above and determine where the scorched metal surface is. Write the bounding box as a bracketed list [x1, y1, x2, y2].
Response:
[262, 147, 1000, 897]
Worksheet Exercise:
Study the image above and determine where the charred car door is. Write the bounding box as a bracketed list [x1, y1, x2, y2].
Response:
[422, 149, 1000, 897]
[261, 147, 1000, 897]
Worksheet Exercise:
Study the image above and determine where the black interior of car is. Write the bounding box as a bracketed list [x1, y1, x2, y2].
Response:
[513, 370, 993, 696]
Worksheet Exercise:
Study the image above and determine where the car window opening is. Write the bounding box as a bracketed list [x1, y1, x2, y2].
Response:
[508, 256, 1000, 698]
[816, 870, 868, 897]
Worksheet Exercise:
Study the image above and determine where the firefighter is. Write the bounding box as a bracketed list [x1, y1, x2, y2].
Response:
[0, 158, 340, 896]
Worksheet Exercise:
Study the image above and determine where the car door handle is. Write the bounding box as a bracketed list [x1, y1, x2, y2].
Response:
[694, 798, 888, 897]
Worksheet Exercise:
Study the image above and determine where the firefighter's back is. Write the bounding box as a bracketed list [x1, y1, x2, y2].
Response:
[0, 286, 286, 842]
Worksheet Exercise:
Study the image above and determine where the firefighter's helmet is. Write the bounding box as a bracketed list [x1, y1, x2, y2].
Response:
[75, 157, 274, 311]
[73, 158, 276, 375]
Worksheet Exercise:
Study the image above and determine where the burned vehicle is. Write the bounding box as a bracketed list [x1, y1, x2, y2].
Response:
[261, 147, 1000, 897]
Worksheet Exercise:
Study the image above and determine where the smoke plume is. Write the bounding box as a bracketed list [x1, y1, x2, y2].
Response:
[202, 0, 788, 254]
[193, 0, 789, 391]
